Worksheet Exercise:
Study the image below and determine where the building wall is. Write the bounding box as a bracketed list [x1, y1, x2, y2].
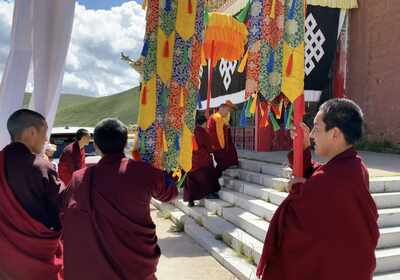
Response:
[348, 0, 400, 144]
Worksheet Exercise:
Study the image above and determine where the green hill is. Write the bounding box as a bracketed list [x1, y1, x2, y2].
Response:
[24, 87, 140, 127]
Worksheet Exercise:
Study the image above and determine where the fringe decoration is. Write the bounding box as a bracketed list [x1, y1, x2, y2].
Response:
[238, 50, 249, 73]
[163, 40, 170, 58]
[165, 0, 172, 11]
[288, 0, 297, 20]
[285, 103, 293, 129]
[180, 89, 185, 107]
[188, 0, 193, 14]
[270, 0, 277, 19]
[240, 104, 248, 127]
[286, 52, 293, 77]
[269, 111, 281, 131]
[140, 134, 146, 154]
[141, 39, 149, 57]
[267, 51, 275, 73]
[175, 135, 180, 151]
[141, 85, 147, 105]
[163, 131, 168, 152]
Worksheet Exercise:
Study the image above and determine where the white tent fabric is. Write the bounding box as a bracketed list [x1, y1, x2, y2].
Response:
[0, 0, 75, 149]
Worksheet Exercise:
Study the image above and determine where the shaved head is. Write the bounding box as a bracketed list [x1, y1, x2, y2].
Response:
[7, 109, 46, 142]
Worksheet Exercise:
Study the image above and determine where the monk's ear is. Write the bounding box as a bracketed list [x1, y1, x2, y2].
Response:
[331, 127, 344, 140]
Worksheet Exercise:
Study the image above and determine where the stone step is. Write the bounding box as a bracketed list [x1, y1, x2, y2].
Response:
[374, 272, 400, 280]
[179, 199, 265, 266]
[379, 227, 400, 249]
[224, 177, 400, 209]
[219, 189, 277, 222]
[212, 188, 400, 249]
[154, 199, 400, 277]
[378, 208, 400, 228]
[370, 177, 400, 193]
[152, 199, 258, 280]
[228, 167, 400, 194]
[373, 193, 400, 209]
[224, 169, 288, 191]
[220, 185, 400, 228]
[238, 158, 291, 178]
[222, 206, 268, 242]
[375, 247, 400, 274]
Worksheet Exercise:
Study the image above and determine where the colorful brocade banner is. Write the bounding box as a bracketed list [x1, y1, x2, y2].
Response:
[138, 0, 206, 172]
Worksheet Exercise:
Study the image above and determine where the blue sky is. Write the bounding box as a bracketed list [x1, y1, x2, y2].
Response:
[78, 0, 142, 10]
[0, 0, 146, 96]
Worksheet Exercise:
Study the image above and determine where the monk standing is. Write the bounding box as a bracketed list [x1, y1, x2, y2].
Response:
[207, 100, 239, 176]
[257, 98, 379, 280]
[184, 114, 221, 207]
[58, 128, 90, 185]
[0, 109, 65, 280]
[62, 118, 178, 280]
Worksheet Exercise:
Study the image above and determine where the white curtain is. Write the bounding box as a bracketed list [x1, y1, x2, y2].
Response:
[0, 0, 75, 149]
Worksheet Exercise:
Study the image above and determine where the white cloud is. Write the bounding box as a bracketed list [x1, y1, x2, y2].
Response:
[0, 0, 146, 97]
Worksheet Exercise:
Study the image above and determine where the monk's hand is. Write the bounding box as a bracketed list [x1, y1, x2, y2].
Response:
[286, 176, 306, 193]
[290, 122, 311, 150]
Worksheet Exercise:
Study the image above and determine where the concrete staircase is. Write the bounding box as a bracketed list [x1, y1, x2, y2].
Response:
[152, 153, 400, 280]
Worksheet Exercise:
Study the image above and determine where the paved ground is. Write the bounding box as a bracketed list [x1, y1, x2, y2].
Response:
[238, 149, 400, 177]
[151, 205, 238, 280]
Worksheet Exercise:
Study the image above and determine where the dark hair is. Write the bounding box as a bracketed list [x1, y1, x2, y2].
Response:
[319, 98, 364, 145]
[196, 113, 207, 126]
[94, 118, 127, 154]
[7, 109, 46, 141]
[76, 128, 90, 141]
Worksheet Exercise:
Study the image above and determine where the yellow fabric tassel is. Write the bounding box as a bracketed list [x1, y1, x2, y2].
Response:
[270, 0, 276, 19]
[238, 50, 249, 73]
[180, 89, 185, 107]
[176, 0, 197, 40]
[157, 28, 175, 84]
[249, 94, 257, 114]
[200, 46, 207, 66]
[179, 125, 193, 172]
[163, 131, 168, 152]
[138, 76, 157, 129]
[281, 42, 304, 102]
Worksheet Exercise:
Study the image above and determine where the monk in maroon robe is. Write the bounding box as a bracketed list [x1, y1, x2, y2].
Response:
[257, 98, 379, 280]
[0, 109, 65, 280]
[184, 114, 221, 207]
[62, 118, 178, 280]
[207, 100, 239, 176]
[58, 128, 90, 185]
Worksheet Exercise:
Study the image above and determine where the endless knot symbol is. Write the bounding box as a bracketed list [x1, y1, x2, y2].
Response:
[305, 13, 326, 76]
[219, 59, 238, 91]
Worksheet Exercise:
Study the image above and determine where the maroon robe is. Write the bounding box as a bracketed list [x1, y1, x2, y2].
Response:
[207, 115, 239, 175]
[0, 149, 63, 280]
[62, 153, 178, 280]
[257, 148, 379, 280]
[183, 126, 221, 202]
[58, 141, 86, 185]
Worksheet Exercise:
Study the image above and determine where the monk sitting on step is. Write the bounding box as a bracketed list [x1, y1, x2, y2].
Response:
[257, 98, 379, 280]
[184, 114, 221, 207]
[0, 109, 65, 280]
[62, 118, 178, 280]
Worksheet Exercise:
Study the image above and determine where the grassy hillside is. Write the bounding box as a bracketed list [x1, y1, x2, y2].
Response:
[23, 87, 140, 127]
